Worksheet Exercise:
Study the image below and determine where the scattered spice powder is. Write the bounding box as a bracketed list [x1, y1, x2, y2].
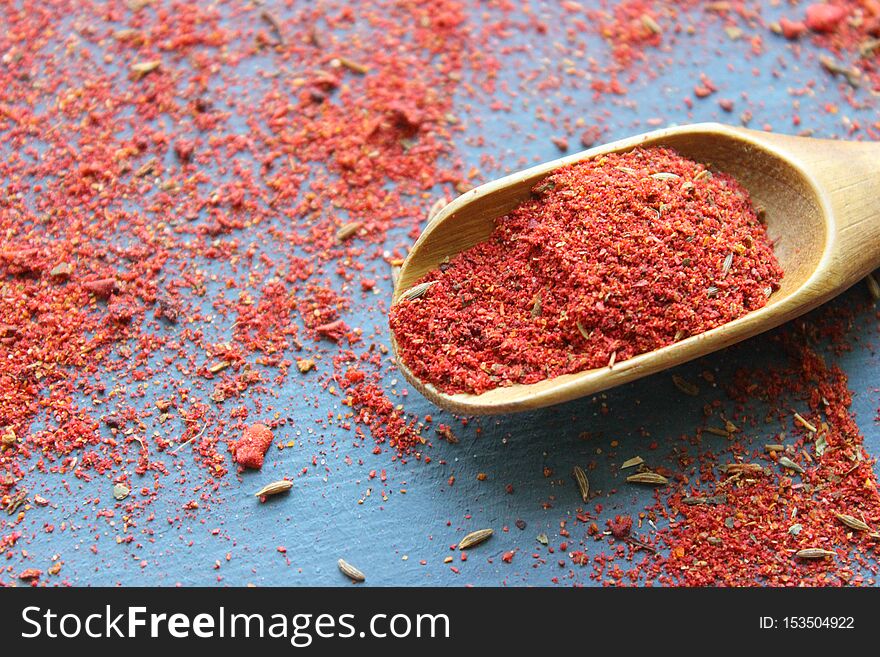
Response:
[391, 148, 782, 395]
[641, 323, 880, 586]
[0, 0, 877, 589]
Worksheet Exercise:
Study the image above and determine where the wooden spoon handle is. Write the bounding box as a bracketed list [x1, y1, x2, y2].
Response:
[827, 140, 880, 281]
[742, 130, 880, 289]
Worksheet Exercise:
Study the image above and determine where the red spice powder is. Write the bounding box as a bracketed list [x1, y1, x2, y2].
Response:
[0, 0, 468, 554]
[390, 148, 783, 395]
[340, 367, 429, 459]
[652, 333, 880, 587]
[0, 0, 877, 588]
[543, 298, 880, 587]
[232, 423, 274, 470]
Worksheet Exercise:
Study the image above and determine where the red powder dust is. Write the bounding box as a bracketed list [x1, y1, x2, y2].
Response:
[232, 423, 274, 470]
[390, 148, 783, 395]
[1, 0, 877, 589]
[651, 333, 880, 587]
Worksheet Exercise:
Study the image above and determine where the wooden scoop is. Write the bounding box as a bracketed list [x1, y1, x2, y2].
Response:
[391, 123, 880, 415]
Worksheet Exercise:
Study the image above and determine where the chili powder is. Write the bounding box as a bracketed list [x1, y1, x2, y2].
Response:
[0, 0, 877, 588]
[390, 148, 783, 395]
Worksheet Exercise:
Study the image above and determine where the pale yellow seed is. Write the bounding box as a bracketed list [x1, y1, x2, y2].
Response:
[113, 29, 141, 42]
[399, 281, 437, 302]
[131, 60, 161, 76]
[572, 466, 590, 503]
[626, 472, 668, 485]
[332, 57, 369, 75]
[620, 456, 644, 470]
[459, 528, 493, 550]
[795, 548, 835, 559]
[835, 513, 871, 532]
[640, 14, 661, 35]
[723, 463, 764, 474]
[338, 558, 366, 582]
[254, 480, 293, 498]
[721, 252, 734, 277]
[335, 221, 362, 243]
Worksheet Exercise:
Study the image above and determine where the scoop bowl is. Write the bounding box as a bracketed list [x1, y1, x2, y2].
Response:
[391, 123, 880, 414]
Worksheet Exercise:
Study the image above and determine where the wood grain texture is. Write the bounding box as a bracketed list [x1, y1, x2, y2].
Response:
[391, 123, 880, 414]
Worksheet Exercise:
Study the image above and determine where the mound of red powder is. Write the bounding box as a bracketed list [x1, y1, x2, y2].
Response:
[390, 148, 783, 395]
[232, 423, 274, 470]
